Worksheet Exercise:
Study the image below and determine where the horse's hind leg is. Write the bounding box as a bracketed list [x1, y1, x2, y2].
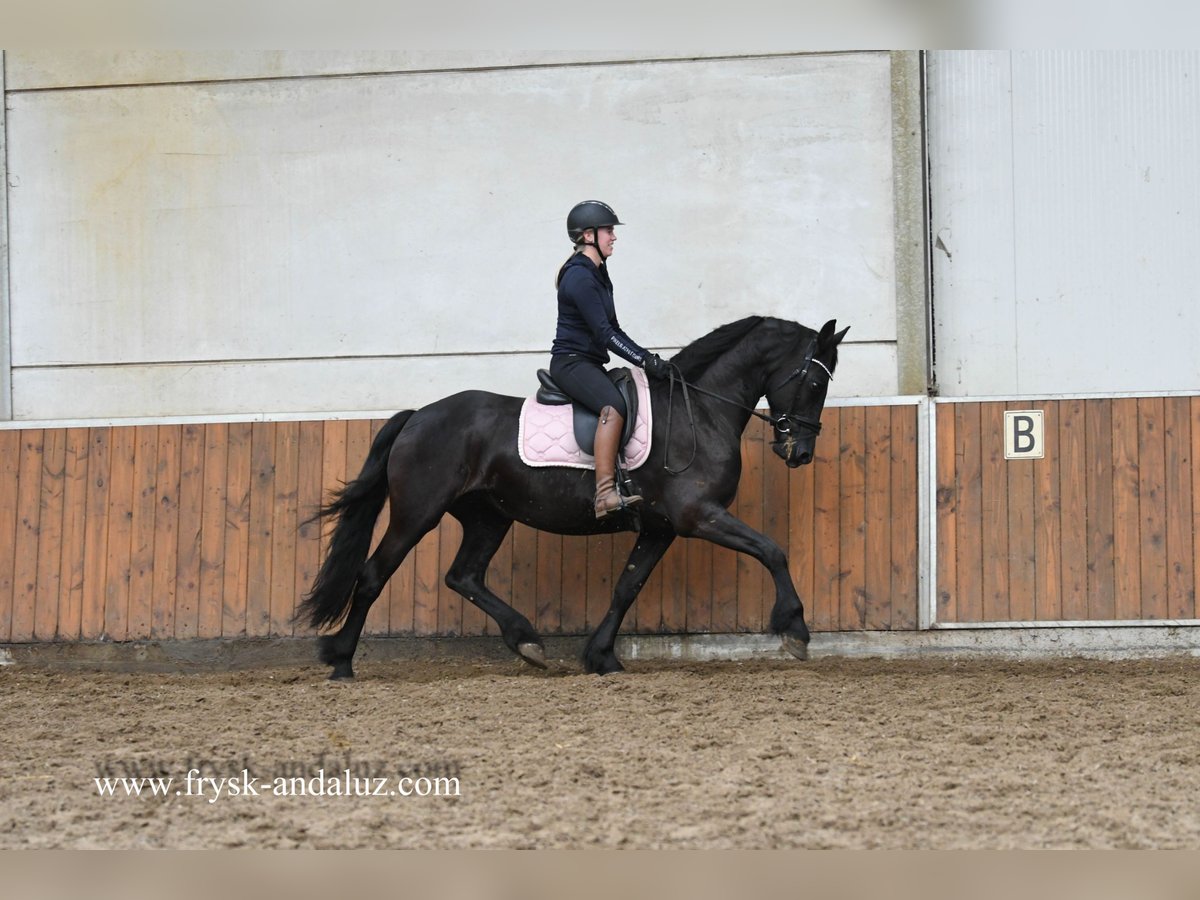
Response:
[446, 498, 546, 668]
[318, 528, 415, 680]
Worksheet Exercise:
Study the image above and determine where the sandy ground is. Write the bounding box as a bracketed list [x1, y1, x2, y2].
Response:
[3, 654, 1200, 849]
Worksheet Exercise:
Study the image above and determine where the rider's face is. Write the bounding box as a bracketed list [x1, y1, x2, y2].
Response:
[594, 226, 617, 257]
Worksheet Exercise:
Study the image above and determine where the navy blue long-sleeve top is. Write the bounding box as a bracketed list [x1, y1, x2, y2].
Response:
[551, 253, 649, 366]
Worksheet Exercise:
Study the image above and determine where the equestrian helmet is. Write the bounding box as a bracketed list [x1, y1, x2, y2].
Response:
[567, 200, 623, 242]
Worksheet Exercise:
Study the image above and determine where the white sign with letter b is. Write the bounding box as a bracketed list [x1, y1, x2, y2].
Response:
[1004, 410, 1045, 460]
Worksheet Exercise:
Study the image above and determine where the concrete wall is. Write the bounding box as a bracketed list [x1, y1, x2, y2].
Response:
[3, 51, 912, 421]
[928, 50, 1200, 397]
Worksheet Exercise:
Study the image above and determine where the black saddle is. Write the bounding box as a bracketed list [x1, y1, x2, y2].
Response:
[535, 368, 639, 455]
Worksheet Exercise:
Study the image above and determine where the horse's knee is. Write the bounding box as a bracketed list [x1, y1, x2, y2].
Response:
[444, 566, 480, 599]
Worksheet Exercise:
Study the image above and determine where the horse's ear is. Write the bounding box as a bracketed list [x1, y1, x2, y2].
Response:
[818, 320, 849, 345]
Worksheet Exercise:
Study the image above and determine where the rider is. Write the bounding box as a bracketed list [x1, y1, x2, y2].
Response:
[551, 200, 671, 519]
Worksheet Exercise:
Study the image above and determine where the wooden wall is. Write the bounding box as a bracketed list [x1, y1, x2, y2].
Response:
[936, 397, 1200, 623]
[0, 405, 920, 643]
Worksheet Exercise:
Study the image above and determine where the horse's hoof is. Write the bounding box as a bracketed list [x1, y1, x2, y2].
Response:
[584, 653, 625, 676]
[781, 634, 809, 661]
[328, 663, 355, 681]
[517, 642, 547, 669]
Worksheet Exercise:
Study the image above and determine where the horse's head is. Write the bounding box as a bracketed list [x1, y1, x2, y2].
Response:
[764, 319, 849, 467]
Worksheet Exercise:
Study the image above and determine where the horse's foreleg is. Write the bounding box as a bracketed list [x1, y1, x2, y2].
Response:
[446, 501, 545, 669]
[318, 529, 416, 680]
[683, 506, 810, 657]
[582, 528, 675, 675]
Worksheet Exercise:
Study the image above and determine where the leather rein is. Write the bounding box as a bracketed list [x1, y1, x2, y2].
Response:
[661, 338, 832, 475]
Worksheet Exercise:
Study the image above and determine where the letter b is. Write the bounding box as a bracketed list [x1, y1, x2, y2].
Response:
[1013, 416, 1035, 453]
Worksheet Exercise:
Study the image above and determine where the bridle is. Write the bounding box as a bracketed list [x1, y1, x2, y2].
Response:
[661, 337, 833, 474]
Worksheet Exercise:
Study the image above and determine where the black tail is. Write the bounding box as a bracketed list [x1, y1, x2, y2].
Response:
[295, 410, 414, 630]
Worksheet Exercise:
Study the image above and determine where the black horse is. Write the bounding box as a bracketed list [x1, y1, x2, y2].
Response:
[298, 315, 849, 678]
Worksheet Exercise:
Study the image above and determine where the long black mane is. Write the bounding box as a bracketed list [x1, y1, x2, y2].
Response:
[668, 315, 765, 381]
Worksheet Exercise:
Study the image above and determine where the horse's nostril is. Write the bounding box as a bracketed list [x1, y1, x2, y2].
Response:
[797, 451, 813, 466]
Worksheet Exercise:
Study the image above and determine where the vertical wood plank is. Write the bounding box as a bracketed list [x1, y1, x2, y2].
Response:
[980, 404, 1010, 622]
[1111, 398, 1142, 620]
[412, 528, 441, 636]
[126, 426, 159, 640]
[151, 426, 180, 640]
[174, 425, 205, 640]
[509, 523, 538, 633]
[954, 403, 984, 622]
[319, 419, 348, 564]
[710, 547, 739, 633]
[1164, 397, 1194, 619]
[437, 517, 464, 636]
[386, 508, 418, 635]
[221, 422, 252, 638]
[1084, 400, 1116, 620]
[1006, 402, 1037, 622]
[839, 406, 867, 630]
[80, 429, 111, 640]
[585, 533, 614, 632]
[1137, 397, 1167, 619]
[197, 424, 228, 638]
[295, 421, 327, 634]
[535, 529, 562, 634]
[244, 422, 274, 638]
[103, 427, 137, 643]
[11, 431, 45, 642]
[56, 429, 91, 641]
[685, 535, 713, 633]
[890, 405, 919, 630]
[560, 535, 590, 635]
[0, 431, 21, 642]
[1058, 399, 1089, 620]
[33, 430, 66, 641]
[269, 422, 299, 637]
[1033, 402, 1063, 621]
[811, 407, 841, 631]
[658, 540, 688, 633]
[863, 406, 892, 630]
[736, 420, 765, 632]
[935, 404, 958, 624]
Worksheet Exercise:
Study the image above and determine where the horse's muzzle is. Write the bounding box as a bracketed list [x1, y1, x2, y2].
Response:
[772, 439, 814, 468]
[787, 449, 813, 468]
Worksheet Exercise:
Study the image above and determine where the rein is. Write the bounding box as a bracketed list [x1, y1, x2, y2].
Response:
[661, 339, 831, 475]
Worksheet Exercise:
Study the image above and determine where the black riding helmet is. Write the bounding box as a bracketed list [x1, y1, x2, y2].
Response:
[567, 200, 623, 247]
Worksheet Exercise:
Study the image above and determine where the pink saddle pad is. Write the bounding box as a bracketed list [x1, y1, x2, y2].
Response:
[518, 367, 653, 470]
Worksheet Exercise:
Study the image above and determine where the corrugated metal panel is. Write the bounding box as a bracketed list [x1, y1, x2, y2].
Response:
[930, 51, 1200, 397]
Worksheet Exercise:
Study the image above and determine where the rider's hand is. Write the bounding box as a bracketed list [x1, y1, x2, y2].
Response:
[643, 352, 671, 381]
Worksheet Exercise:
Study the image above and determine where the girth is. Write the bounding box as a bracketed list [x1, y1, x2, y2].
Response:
[535, 367, 639, 455]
